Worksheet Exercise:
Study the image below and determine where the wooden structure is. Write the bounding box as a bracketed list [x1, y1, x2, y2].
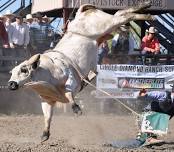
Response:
[31, 0, 174, 54]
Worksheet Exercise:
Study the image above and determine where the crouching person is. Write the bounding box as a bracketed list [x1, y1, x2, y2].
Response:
[137, 87, 174, 146]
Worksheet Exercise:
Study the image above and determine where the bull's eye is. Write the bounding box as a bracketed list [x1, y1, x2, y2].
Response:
[21, 67, 28, 74]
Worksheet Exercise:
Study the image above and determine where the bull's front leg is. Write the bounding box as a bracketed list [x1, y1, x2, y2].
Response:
[41, 102, 53, 142]
[65, 92, 82, 115]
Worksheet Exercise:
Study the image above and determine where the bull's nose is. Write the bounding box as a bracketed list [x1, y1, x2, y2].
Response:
[8, 81, 18, 90]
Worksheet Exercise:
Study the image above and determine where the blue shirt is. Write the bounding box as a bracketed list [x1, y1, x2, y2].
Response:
[145, 91, 168, 103]
[142, 91, 173, 113]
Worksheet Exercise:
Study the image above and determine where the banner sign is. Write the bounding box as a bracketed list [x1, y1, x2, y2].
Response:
[96, 64, 174, 98]
[70, 0, 168, 10]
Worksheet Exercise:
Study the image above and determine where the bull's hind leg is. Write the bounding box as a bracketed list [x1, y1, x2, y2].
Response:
[41, 102, 53, 142]
[115, 1, 151, 16]
[65, 92, 82, 115]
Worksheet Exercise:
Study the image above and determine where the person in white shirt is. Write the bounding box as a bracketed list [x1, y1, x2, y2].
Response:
[3, 10, 15, 48]
[11, 15, 30, 48]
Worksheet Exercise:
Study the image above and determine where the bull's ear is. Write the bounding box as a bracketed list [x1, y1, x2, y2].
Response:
[28, 54, 40, 70]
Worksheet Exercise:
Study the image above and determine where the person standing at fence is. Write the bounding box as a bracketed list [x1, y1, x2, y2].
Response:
[111, 25, 133, 55]
[0, 14, 9, 66]
[42, 15, 50, 24]
[30, 12, 54, 54]
[141, 27, 160, 55]
[141, 27, 160, 65]
[97, 41, 110, 64]
[26, 14, 33, 28]
[0, 14, 9, 48]
[11, 15, 30, 58]
[4, 10, 15, 49]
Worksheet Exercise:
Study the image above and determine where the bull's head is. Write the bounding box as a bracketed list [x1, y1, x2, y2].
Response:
[8, 54, 40, 90]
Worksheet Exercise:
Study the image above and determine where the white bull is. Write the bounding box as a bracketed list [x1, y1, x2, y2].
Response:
[8, 3, 155, 142]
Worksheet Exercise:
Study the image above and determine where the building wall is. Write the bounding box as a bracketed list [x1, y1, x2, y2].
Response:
[32, 0, 174, 14]
[32, 0, 64, 14]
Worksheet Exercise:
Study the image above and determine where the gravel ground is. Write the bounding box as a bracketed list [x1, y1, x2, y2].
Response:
[0, 114, 174, 152]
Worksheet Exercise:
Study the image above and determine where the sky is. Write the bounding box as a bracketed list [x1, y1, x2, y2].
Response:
[0, 0, 29, 14]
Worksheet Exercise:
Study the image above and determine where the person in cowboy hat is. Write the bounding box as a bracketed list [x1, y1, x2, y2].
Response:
[136, 86, 174, 145]
[4, 10, 15, 26]
[111, 25, 134, 56]
[34, 12, 43, 24]
[29, 12, 54, 54]
[3, 10, 15, 48]
[141, 26, 160, 55]
[4, 10, 15, 19]
[140, 26, 160, 65]
[26, 14, 33, 27]
[42, 15, 50, 24]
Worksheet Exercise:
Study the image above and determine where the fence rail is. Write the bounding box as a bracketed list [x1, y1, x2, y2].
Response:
[0, 47, 29, 72]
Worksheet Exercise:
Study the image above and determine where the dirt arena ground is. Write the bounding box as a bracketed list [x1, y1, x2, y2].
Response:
[1, 79, 174, 152]
[0, 114, 174, 152]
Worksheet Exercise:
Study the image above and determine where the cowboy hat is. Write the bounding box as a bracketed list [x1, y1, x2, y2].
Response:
[146, 26, 157, 34]
[35, 12, 42, 18]
[4, 10, 15, 17]
[26, 14, 33, 20]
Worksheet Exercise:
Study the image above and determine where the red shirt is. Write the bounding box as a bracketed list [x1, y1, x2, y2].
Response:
[0, 21, 9, 45]
[141, 35, 160, 53]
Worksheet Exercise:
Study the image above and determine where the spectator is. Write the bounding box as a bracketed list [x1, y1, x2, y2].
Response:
[111, 25, 134, 55]
[0, 14, 9, 48]
[141, 27, 160, 65]
[98, 41, 110, 64]
[4, 10, 15, 49]
[26, 14, 33, 28]
[11, 15, 30, 49]
[141, 26, 160, 55]
[30, 12, 54, 54]
[10, 15, 30, 59]
[42, 15, 50, 24]
[137, 87, 174, 145]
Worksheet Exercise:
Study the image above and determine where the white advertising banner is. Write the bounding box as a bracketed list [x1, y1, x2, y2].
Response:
[96, 64, 174, 99]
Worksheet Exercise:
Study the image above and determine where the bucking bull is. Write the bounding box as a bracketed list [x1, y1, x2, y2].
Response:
[8, 2, 155, 142]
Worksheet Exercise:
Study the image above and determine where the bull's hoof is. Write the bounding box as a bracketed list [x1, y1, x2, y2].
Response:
[41, 131, 50, 143]
[72, 103, 82, 115]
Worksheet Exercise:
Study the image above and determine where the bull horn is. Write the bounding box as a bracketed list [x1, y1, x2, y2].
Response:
[28, 54, 40, 65]
[78, 4, 96, 13]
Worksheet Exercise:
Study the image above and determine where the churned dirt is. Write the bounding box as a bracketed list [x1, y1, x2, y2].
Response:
[1, 78, 174, 151]
[0, 114, 174, 152]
